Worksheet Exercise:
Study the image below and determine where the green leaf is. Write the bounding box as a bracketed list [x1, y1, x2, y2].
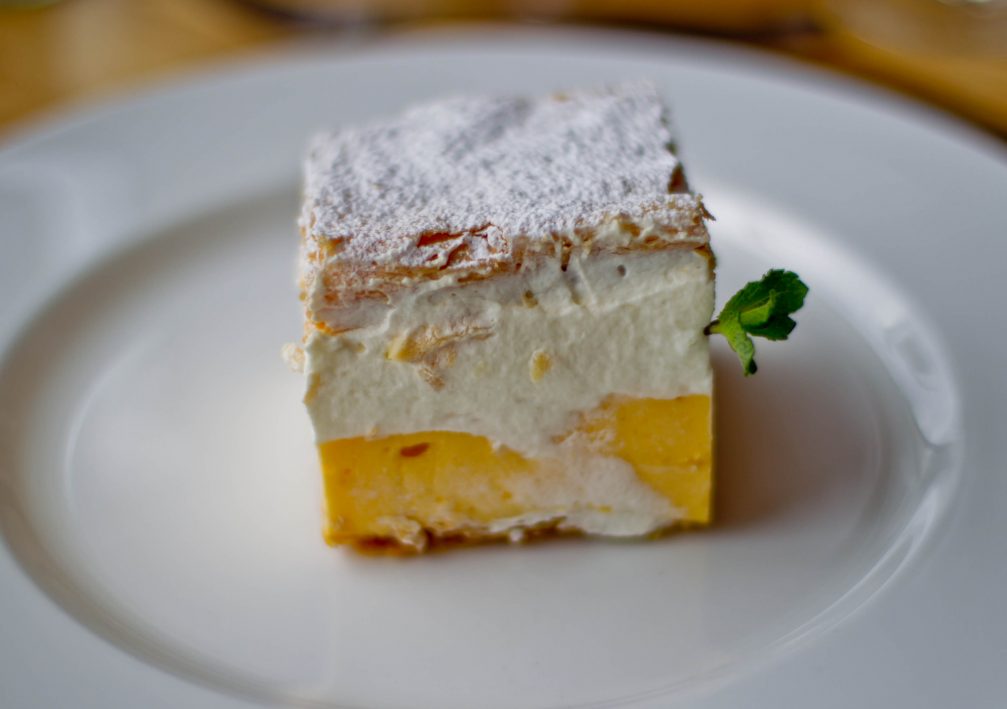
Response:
[708, 269, 808, 376]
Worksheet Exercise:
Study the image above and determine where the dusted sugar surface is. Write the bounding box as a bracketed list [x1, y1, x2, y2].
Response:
[300, 82, 700, 269]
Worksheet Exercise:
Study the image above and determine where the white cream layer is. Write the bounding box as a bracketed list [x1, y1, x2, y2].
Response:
[302, 247, 714, 459]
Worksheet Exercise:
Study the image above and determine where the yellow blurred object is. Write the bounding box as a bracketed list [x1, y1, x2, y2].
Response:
[575, 0, 810, 30]
[0, 0, 288, 130]
[814, 0, 1007, 134]
[240, 0, 811, 32]
[818, 0, 1007, 58]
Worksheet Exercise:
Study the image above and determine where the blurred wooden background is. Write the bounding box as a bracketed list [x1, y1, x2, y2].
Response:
[1, 0, 1005, 136]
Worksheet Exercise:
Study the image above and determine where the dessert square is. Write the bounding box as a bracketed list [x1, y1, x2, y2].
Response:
[296, 83, 714, 552]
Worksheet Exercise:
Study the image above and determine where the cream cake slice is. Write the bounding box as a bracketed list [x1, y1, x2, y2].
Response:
[296, 83, 715, 552]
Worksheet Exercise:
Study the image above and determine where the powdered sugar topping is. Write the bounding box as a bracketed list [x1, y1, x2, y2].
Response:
[301, 82, 701, 268]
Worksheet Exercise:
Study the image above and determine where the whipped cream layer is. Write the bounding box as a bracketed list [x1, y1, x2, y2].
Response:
[302, 247, 714, 459]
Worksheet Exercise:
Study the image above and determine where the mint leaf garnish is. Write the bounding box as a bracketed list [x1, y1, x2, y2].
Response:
[707, 269, 808, 376]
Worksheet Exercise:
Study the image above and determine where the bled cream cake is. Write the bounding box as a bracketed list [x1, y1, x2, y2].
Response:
[295, 83, 715, 552]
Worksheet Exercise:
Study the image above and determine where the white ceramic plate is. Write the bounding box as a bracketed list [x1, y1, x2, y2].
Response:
[1, 27, 1005, 709]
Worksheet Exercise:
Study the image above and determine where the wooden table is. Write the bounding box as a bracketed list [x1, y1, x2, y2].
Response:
[1, 0, 1005, 137]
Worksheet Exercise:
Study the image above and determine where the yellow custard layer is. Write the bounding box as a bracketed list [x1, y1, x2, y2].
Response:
[319, 394, 712, 549]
